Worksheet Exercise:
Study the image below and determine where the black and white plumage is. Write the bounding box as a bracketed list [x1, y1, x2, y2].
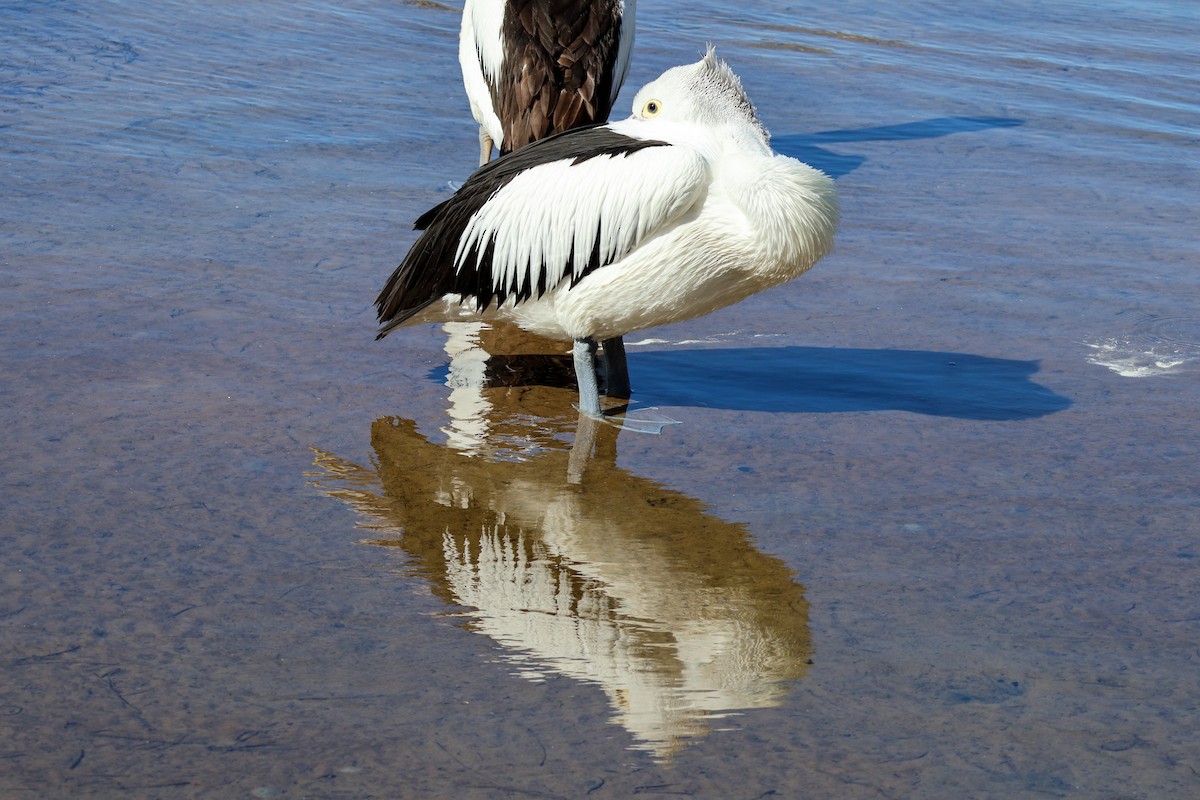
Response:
[377, 49, 840, 420]
[460, 0, 636, 164]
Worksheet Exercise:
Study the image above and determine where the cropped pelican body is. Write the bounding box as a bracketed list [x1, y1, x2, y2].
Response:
[377, 49, 839, 418]
[460, 0, 636, 164]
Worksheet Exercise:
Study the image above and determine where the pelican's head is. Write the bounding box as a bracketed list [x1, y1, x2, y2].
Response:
[628, 47, 769, 148]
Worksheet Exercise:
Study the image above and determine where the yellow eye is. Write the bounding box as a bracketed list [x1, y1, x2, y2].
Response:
[641, 99, 662, 118]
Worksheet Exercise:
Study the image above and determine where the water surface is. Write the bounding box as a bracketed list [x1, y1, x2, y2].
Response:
[3, 0, 1199, 797]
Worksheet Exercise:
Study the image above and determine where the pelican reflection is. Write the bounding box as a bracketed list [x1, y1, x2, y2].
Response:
[310, 390, 811, 758]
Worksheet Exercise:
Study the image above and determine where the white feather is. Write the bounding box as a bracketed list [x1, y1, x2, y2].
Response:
[454, 145, 710, 296]
[459, 0, 506, 149]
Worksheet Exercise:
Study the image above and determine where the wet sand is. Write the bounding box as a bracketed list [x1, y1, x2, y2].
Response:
[3, 0, 1199, 797]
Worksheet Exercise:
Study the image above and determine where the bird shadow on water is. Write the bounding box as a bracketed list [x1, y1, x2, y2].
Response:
[774, 116, 1026, 178]
[631, 346, 1070, 421]
[428, 343, 1069, 421]
[436, 340, 1075, 424]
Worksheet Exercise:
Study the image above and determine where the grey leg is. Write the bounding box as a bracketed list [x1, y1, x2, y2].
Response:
[478, 127, 493, 166]
[573, 338, 603, 418]
[602, 336, 630, 399]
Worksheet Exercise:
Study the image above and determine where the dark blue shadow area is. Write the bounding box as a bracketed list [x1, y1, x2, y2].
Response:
[774, 117, 1025, 178]
[631, 346, 1069, 421]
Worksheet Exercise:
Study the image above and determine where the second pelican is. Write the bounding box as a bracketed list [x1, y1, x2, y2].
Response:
[460, 0, 636, 164]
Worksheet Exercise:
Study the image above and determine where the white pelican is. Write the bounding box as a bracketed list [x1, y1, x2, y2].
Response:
[377, 49, 840, 420]
[460, 0, 637, 165]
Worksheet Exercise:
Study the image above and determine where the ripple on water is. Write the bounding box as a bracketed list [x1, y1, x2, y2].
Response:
[1084, 315, 1200, 377]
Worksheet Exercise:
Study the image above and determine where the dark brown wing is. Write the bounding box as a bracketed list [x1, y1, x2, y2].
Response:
[495, 0, 626, 153]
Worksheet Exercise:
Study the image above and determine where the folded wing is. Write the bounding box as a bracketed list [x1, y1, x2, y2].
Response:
[376, 126, 708, 337]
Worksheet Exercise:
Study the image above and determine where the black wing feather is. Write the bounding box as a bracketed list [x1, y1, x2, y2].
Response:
[375, 127, 668, 338]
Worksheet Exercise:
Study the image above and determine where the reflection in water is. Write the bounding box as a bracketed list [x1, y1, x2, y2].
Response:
[309, 388, 811, 759]
[435, 320, 582, 456]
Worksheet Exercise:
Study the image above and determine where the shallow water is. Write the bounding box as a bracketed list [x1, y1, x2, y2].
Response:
[3, 0, 1199, 796]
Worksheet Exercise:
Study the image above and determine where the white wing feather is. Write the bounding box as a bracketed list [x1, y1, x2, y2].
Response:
[454, 145, 709, 300]
[459, 0, 505, 146]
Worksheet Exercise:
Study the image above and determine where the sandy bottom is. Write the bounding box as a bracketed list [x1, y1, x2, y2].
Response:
[5, 299, 1198, 798]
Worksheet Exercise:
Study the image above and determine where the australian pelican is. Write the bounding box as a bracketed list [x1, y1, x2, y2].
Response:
[377, 49, 840, 421]
[460, 0, 637, 165]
